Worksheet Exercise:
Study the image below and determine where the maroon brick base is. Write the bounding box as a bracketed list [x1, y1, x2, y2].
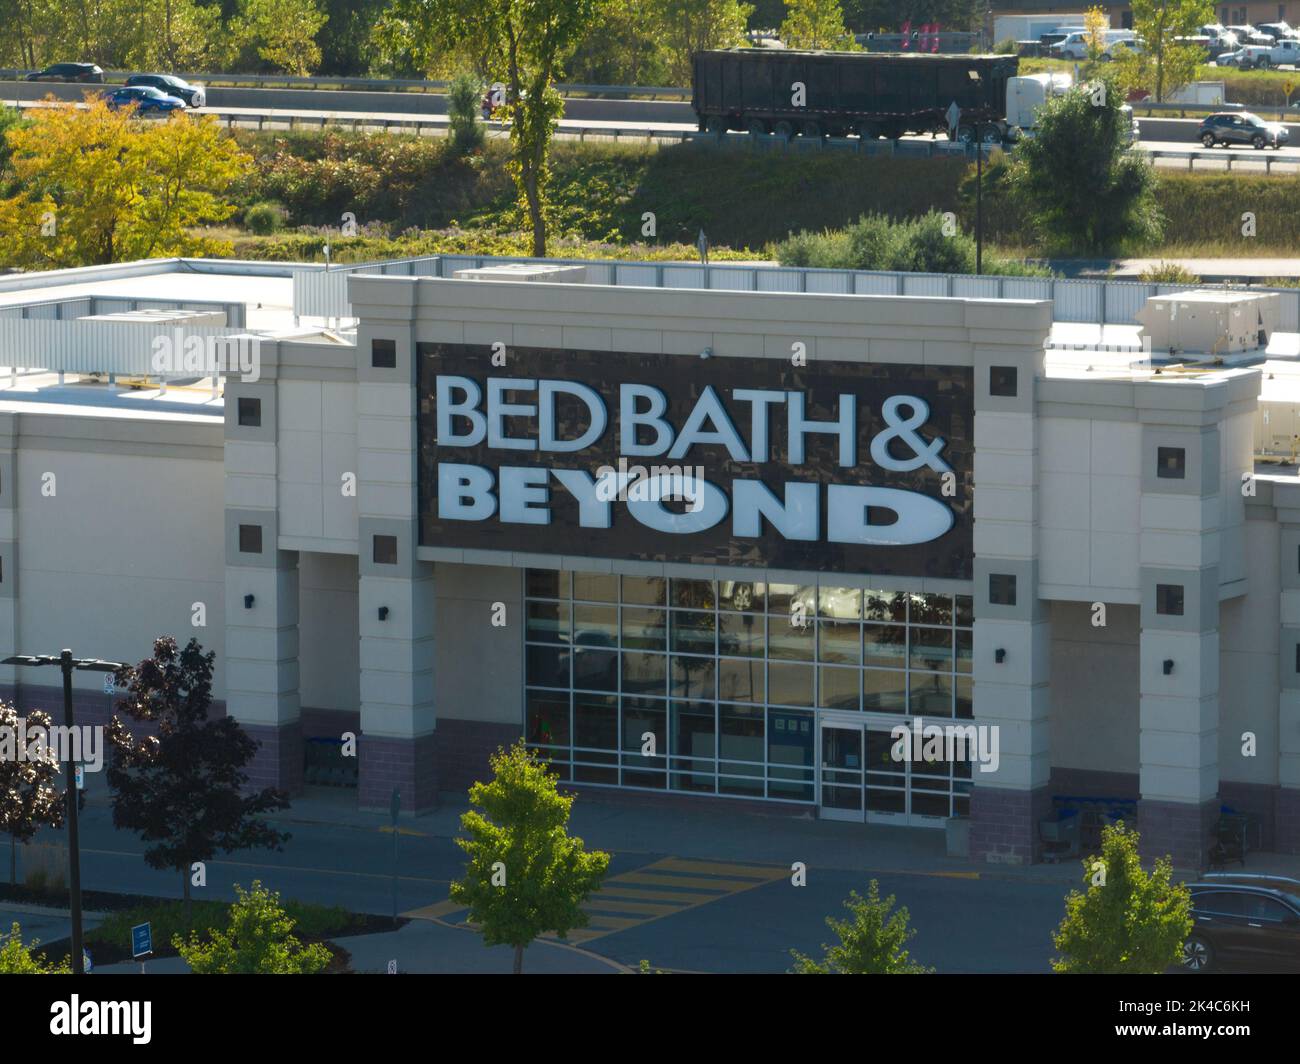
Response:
[1277, 787, 1300, 855]
[359, 732, 438, 814]
[1138, 797, 1218, 870]
[435, 718, 522, 794]
[242, 720, 304, 796]
[970, 785, 1053, 864]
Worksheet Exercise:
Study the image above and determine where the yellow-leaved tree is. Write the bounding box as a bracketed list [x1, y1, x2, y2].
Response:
[0, 97, 249, 269]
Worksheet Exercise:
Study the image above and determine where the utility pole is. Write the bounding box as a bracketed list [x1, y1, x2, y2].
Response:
[3, 650, 123, 975]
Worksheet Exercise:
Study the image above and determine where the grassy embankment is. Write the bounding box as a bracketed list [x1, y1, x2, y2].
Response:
[218, 128, 1300, 264]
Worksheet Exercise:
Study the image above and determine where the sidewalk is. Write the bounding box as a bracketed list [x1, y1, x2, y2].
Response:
[93, 920, 624, 975]
[267, 785, 1300, 884]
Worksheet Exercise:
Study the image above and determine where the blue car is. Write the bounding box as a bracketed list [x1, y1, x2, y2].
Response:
[102, 86, 187, 113]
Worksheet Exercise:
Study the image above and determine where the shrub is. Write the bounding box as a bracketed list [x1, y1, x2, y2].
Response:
[0, 923, 70, 973]
[448, 72, 486, 157]
[791, 881, 931, 974]
[771, 211, 1050, 276]
[1138, 261, 1198, 284]
[173, 881, 332, 974]
[244, 201, 285, 235]
[993, 38, 1019, 54]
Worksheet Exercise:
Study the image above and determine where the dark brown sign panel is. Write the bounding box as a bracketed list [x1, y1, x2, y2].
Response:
[417, 343, 973, 579]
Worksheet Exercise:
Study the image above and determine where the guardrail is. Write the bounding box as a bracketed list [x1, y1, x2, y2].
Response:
[291, 252, 1300, 332]
[13, 97, 1299, 170]
[0, 69, 691, 99]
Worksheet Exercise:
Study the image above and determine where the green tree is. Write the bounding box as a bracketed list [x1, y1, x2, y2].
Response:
[1123, 0, 1213, 101]
[173, 881, 332, 973]
[842, 0, 979, 34]
[384, 0, 601, 257]
[781, 0, 856, 49]
[1052, 821, 1193, 973]
[0, 922, 70, 973]
[1008, 76, 1161, 254]
[567, 0, 669, 86]
[236, 0, 328, 75]
[0, 99, 249, 268]
[657, 0, 753, 86]
[450, 742, 610, 973]
[447, 71, 486, 156]
[107, 638, 291, 925]
[0, 704, 65, 886]
[791, 880, 932, 973]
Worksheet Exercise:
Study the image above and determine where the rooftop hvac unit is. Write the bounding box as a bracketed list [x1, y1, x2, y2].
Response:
[452, 263, 587, 284]
[1136, 290, 1278, 356]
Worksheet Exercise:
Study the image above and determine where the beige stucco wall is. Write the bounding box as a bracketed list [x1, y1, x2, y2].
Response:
[1049, 600, 1140, 776]
[15, 445, 226, 695]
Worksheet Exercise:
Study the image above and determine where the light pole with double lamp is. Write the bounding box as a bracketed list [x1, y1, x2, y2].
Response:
[3, 650, 124, 975]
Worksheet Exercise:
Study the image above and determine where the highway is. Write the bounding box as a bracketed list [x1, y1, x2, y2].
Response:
[8, 81, 1300, 164]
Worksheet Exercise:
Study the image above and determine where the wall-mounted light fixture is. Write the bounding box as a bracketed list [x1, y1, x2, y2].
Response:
[244, 594, 255, 610]
[378, 606, 389, 621]
[1163, 659, 1174, 675]
[995, 648, 1006, 664]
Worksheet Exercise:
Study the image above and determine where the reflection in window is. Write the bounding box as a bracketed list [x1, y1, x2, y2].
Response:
[720, 705, 765, 796]
[523, 569, 976, 804]
[672, 702, 716, 792]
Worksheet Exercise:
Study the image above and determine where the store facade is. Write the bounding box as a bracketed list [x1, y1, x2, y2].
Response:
[5, 261, 1296, 869]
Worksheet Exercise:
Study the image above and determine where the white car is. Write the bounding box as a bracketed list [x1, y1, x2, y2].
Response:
[1053, 29, 1138, 60]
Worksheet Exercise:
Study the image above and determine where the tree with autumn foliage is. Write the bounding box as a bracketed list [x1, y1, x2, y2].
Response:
[0, 98, 249, 269]
[107, 637, 290, 924]
[0, 703, 65, 887]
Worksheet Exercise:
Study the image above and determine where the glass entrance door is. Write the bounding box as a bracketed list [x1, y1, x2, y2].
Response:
[865, 727, 908, 824]
[819, 724, 864, 822]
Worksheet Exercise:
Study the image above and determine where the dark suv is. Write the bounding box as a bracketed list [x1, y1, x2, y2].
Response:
[1199, 111, 1290, 148]
[1181, 879, 1300, 972]
[25, 63, 104, 83]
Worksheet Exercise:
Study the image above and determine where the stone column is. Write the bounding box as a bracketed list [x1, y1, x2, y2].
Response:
[1135, 422, 1222, 869]
[1273, 495, 1300, 853]
[223, 364, 304, 794]
[968, 306, 1053, 864]
[353, 287, 438, 813]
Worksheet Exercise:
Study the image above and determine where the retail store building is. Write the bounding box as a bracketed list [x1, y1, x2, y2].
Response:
[1, 256, 1298, 868]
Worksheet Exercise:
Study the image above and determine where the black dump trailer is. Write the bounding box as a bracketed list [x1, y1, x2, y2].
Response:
[692, 49, 1019, 142]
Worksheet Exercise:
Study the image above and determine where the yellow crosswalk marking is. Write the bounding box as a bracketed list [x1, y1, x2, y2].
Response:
[596, 885, 720, 905]
[652, 857, 786, 880]
[402, 899, 467, 920]
[404, 856, 788, 946]
[584, 897, 689, 917]
[577, 914, 641, 931]
[613, 871, 757, 892]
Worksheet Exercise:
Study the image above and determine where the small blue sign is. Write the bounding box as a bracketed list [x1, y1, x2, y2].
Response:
[82, 949, 93, 973]
[131, 923, 152, 958]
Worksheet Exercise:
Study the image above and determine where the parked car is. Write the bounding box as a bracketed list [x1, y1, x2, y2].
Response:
[1255, 21, 1298, 41]
[1216, 47, 1255, 67]
[102, 86, 187, 114]
[1233, 36, 1300, 67]
[1181, 882, 1300, 972]
[124, 73, 205, 108]
[25, 62, 104, 83]
[1052, 29, 1138, 60]
[1199, 110, 1289, 148]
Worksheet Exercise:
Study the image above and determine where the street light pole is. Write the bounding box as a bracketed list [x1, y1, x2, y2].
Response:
[59, 650, 84, 974]
[3, 649, 123, 976]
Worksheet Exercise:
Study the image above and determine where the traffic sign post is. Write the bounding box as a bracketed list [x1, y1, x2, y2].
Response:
[132, 921, 152, 975]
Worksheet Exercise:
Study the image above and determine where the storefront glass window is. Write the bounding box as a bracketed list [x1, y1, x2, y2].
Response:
[523, 571, 975, 805]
